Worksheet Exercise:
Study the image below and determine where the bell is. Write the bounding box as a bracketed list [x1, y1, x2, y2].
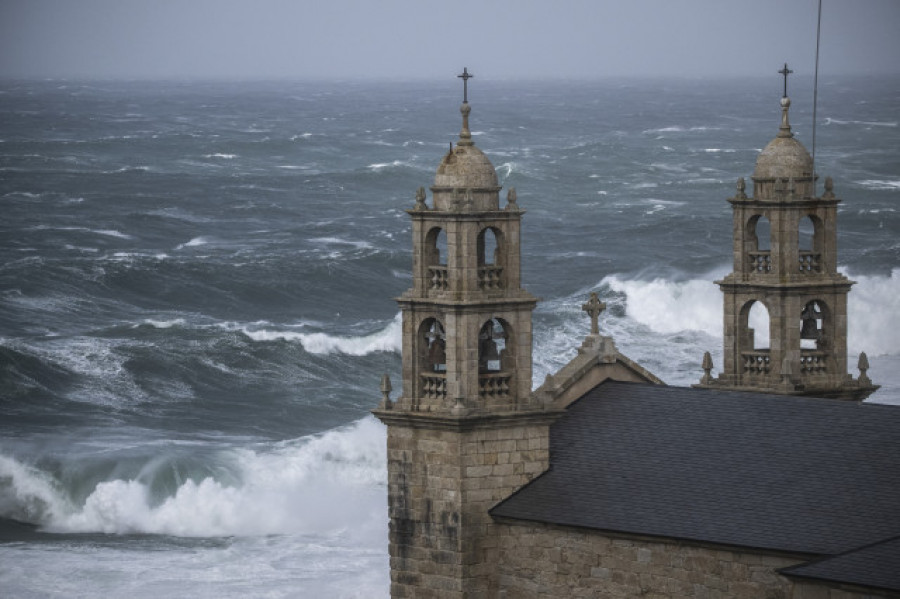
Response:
[801, 318, 819, 340]
[800, 302, 821, 340]
[482, 339, 500, 361]
[428, 339, 446, 368]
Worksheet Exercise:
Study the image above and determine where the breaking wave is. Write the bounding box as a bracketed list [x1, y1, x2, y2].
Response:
[241, 313, 402, 356]
[0, 418, 387, 537]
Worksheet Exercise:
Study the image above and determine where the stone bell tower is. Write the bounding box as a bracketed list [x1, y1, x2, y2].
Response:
[697, 65, 878, 401]
[373, 69, 559, 598]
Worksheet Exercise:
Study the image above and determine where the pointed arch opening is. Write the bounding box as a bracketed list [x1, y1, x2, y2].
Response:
[747, 215, 772, 273]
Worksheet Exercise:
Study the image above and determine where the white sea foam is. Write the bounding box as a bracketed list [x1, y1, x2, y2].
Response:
[242, 314, 401, 356]
[0, 418, 387, 537]
[602, 267, 900, 357]
[137, 318, 186, 329]
[204, 153, 236, 159]
[175, 236, 209, 250]
[367, 160, 406, 171]
[856, 179, 900, 190]
[825, 117, 898, 127]
[308, 237, 373, 250]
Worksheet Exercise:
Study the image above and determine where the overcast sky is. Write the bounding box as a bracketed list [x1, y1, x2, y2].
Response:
[1, 0, 898, 80]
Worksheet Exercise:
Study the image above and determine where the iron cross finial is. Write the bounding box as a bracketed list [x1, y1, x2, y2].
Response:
[778, 63, 793, 98]
[458, 67, 473, 103]
[582, 292, 606, 336]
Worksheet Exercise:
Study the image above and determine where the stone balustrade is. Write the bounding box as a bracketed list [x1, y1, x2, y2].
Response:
[748, 252, 771, 273]
[479, 372, 512, 398]
[420, 373, 447, 400]
[800, 350, 828, 374]
[798, 251, 821, 273]
[742, 351, 771, 375]
[428, 265, 448, 291]
[478, 266, 504, 290]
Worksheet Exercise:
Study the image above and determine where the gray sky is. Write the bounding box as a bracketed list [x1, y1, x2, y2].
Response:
[1, 0, 898, 80]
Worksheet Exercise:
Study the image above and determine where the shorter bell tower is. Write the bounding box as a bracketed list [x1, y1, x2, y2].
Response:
[373, 69, 560, 598]
[697, 66, 878, 401]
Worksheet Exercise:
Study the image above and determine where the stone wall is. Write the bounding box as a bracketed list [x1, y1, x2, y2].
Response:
[495, 521, 806, 598]
[379, 411, 555, 599]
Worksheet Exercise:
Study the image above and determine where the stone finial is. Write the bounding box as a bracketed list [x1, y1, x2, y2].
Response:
[735, 177, 747, 199]
[778, 96, 793, 139]
[823, 176, 835, 199]
[505, 187, 519, 211]
[459, 102, 473, 144]
[582, 292, 606, 336]
[379, 373, 393, 409]
[858, 352, 872, 386]
[700, 351, 714, 385]
[413, 186, 427, 211]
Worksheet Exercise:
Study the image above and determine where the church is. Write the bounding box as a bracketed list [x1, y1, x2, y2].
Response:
[373, 68, 898, 599]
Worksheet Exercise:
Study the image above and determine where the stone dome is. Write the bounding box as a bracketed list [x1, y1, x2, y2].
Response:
[433, 102, 499, 190]
[434, 143, 499, 189]
[754, 97, 813, 180]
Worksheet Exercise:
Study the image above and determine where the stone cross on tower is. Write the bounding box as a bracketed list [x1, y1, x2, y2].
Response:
[779, 63, 793, 97]
[458, 67, 473, 103]
[582, 292, 606, 336]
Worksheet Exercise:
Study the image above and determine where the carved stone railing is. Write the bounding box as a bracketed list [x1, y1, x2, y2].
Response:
[420, 373, 447, 400]
[479, 372, 512, 399]
[742, 351, 771, 375]
[478, 266, 504, 290]
[428, 266, 448, 291]
[748, 252, 771, 273]
[800, 350, 828, 374]
[799, 252, 821, 274]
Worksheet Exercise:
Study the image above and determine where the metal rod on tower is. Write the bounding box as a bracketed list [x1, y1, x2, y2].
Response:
[812, 0, 822, 195]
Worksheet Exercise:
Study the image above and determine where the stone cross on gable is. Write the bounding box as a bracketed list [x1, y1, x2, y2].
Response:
[582, 292, 606, 336]
[779, 63, 793, 97]
[458, 67, 473, 103]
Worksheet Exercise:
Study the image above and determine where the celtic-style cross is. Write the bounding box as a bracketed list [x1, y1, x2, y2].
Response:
[458, 67, 473, 103]
[778, 63, 793, 98]
[582, 292, 606, 336]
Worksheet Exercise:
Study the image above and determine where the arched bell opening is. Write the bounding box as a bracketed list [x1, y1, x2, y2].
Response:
[478, 318, 513, 373]
[800, 299, 832, 375]
[425, 227, 447, 267]
[798, 215, 823, 273]
[746, 215, 772, 273]
[477, 226, 505, 290]
[739, 300, 772, 376]
[800, 299, 831, 350]
[425, 227, 448, 291]
[419, 318, 447, 373]
[478, 317, 514, 400]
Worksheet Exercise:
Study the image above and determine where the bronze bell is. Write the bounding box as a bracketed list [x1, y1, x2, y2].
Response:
[482, 338, 500, 361]
[801, 303, 821, 340]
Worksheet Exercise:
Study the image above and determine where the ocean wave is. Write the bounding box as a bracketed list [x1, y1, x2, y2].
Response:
[855, 179, 900, 191]
[0, 417, 387, 537]
[241, 313, 401, 356]
[825, 117, 898, 127]
[203, 153, 237, 159]
[175, 236, 209, 250]
[602, 268, 900, 357]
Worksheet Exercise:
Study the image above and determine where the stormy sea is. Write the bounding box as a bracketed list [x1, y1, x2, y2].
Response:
[1, 76, 898, 597]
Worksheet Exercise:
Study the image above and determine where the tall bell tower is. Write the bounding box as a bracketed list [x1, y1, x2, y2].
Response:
[373, 69, 559, 598]
[697, 66, 878, 401]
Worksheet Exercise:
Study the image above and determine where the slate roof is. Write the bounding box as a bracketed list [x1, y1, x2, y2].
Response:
[781, 536, 900, 593]
[491, 381, 900, 557]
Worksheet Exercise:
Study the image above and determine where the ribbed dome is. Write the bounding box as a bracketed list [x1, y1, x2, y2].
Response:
[754, 96, 813, 180]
